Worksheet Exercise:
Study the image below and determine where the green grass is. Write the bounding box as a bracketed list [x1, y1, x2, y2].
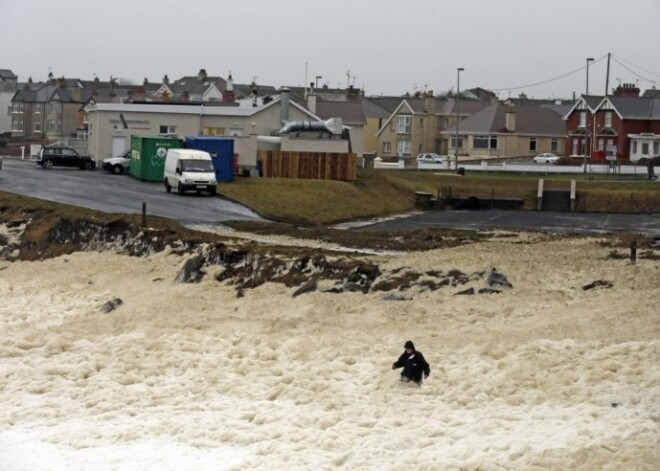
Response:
[218, 169, 660, 226]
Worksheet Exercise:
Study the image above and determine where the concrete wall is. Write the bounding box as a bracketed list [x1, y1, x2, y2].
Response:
[0, 93, 13, 134]
[281, 135, 349, 153]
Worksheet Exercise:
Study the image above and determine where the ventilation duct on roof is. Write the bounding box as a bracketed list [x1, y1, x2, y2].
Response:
[278, 118, 342, 136]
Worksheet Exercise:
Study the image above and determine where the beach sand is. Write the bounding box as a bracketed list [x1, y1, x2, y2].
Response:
[0, 236, 658, 470]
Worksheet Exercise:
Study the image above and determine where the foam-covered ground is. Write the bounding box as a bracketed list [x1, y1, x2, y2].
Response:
[0, 237, 658, 470]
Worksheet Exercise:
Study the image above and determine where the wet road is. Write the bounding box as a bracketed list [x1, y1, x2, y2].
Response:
[354, 209, 660, 237]
[0, 159, 262, 224]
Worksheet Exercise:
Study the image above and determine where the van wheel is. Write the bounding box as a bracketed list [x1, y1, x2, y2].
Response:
[42, 160, 54, 169]
[164, 180, 172, 193]
[209, 187, 217, 196]
[177, 183, 184, 195]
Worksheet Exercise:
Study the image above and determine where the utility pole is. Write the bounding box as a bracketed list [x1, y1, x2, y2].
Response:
[605, 52, 611, 96]
[454, 67, 464, 170]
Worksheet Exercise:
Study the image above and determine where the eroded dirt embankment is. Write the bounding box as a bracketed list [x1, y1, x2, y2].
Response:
[0, 214, 494, 298]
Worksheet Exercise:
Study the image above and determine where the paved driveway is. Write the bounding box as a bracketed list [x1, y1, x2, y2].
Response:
[0, 159, 262, 224]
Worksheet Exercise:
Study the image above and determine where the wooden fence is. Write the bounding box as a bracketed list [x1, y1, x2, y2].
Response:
[258, 151, 357, 181]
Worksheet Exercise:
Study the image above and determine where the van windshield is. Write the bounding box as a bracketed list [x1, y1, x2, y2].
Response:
[180, 159, 214, 172]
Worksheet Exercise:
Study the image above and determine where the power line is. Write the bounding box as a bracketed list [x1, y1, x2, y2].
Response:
[611, 56, 660, 87]
[611, 54, 660, 80]
[489, 55, 607, 92]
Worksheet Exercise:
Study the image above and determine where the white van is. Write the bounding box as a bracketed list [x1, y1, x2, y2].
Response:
[164, 149, 217, 195]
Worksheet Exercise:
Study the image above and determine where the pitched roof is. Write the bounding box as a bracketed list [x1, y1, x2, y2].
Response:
[360, 97, 391, 119]
[437, 98, 489, 117]
[366, 96, 406, 113]
[607, 96, 660, 119]
[314, 100, 366, 125]
[0, 69, 17, 80]
[451, 104, 565, 136]
[641, 88, 660, 98]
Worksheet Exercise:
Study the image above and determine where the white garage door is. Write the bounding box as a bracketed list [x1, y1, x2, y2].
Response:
[111, 136, 127, 157]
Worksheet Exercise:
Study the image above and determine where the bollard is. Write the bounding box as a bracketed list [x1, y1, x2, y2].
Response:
[142, 202, 147, 227]
[630, 241, 637, 265]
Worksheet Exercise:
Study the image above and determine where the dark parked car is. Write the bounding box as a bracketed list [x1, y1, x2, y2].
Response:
[37, 146, 96, 170]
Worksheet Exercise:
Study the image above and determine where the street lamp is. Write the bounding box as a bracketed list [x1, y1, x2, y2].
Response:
[454, 67, 464, 170]
[584, 57, 594, 173]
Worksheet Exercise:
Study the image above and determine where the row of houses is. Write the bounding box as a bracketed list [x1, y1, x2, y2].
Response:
[3, 68, 660, 163]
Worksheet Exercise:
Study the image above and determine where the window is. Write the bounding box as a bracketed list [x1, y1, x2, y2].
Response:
[383, 142, 391, 154]
[450, 136, 463, 149]
[396, 115, 411, 134]
[159, 125, 176, 134]
[34, 104, 43, 114]
[62, 148, 77, 156]
[529, 137, 537, 152]
[48, 120, 57, 132]
[605, 112, 612, 127]
[397, 140, 411, 155]
[598, 139, 604, 150]
[33, 121, 42, 133]
[572, 139, 579, 155]
[632, 142, 637, 153]
[203, 127, 226, 136]
[11, 117, 23, 132]
[473, 135, 497, 149]
[654, 141, 659, 155]
[551, 138, 558, 152]
[579, 111, 586, 127]
[642, 143, 649, 155]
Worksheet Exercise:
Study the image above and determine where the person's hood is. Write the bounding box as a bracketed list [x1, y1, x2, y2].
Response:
[404, 340, 415, 350]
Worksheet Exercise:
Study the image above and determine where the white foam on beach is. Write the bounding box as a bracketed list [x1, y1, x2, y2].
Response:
[0, 239, 658, 470]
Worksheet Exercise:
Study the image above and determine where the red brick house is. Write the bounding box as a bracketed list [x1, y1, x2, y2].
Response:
[564, 84, 660, 161]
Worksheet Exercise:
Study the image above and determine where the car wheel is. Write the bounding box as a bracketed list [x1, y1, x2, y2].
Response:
[113, 165, 124, 175]
[82, 161, 93, 170]
[42, 160, 54, 169]
[164, 179, 172, 193]
[177, 182, 184, 195]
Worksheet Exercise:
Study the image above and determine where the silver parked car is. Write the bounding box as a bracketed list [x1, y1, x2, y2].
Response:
[102, 150, 131, 174]
[416, 153, 446, 163]
[533, 153, 560, 164]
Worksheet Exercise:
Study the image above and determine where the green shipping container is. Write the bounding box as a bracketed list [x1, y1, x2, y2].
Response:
[130, 135, 183, 181]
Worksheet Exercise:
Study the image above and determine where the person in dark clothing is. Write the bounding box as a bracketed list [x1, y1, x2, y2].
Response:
[392, 340, 430, 386]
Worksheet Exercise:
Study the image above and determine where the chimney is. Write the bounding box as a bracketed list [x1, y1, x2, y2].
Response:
[424, 90, 435, 113]
[143, 77, 149, 86]
[280, 87, 290, 125]
[505, 109, 516, 132]
[163, 74, 169, 85]
[307, 92, 317, 114]
[222, 74, 235, 103]
[347, 84, 359, 100]
[613, 83, 640, 97]
[198, 68, 207, 81]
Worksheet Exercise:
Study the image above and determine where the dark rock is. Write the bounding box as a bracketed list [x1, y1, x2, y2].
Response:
[236, 289, 245, 298]
[582, 280, 613, 291]
[292, 278, 317, 297]
[343, 281, 365, 293]
[0, 234, 8, 246]
[175, 255, 205, 283]
[100, 297, 123, 313]
[478, 287, 502, 294]
[380, 293, 408, 301]
[152, 277, 164, 282]
[455, 287, 475, 296]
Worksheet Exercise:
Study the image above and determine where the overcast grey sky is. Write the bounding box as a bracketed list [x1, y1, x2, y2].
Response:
[2, 0, 660, 99]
